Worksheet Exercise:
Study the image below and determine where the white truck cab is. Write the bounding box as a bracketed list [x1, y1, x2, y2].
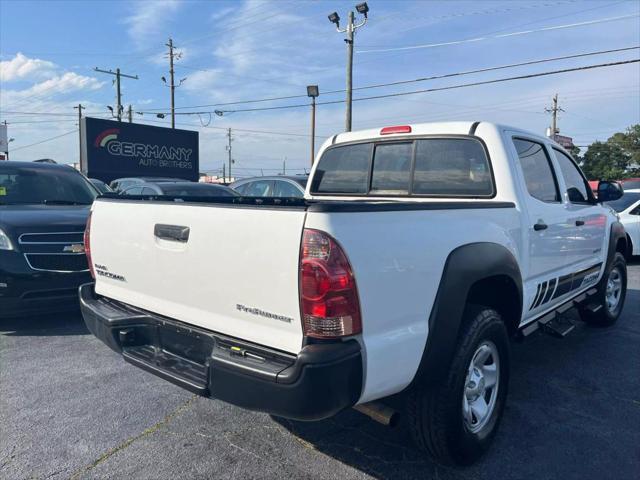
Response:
[80, 122, 628, 465]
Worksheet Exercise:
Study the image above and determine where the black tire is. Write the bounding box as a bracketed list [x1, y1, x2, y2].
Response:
[407, 305, 510, 465]
[579, 252, 627, 327]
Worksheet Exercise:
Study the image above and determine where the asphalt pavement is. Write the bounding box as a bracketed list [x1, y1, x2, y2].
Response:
[1, 262, 639, 480]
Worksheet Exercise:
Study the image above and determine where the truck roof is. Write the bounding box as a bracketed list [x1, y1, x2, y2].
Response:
[323, 121, 561, 151]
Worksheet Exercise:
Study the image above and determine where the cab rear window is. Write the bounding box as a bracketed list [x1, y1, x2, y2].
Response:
[311, 137, 493, 197]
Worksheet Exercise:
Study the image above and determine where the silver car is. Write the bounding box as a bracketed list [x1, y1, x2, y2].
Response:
[230, 175, 308, 198]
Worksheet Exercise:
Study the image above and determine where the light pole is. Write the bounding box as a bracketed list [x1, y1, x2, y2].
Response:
[307, 85, 319, 165]
[328, 2, 369, 132]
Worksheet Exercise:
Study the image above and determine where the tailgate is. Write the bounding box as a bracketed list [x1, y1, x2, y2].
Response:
[89, 199, 306, 353]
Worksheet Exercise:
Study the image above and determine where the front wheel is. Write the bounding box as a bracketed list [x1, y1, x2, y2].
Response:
[407, 305, 510, 465]
[579, 252, 627, 327]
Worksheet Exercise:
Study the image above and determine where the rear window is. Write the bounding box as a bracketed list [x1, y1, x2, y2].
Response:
[311, 143, 372, 194]
[311, 137, 493, 196]
[413, 139, 492, 195]
[371, 143, 412, 193]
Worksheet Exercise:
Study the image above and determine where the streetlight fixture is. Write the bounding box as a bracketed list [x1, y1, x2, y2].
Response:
[307, 85, 319, 166]
[328, 3, 369, 132]
[328, 12, 340, 27]
[355, 2, 369, 17]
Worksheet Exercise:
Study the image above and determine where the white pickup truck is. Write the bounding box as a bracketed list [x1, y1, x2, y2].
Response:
[80, 122, 629, 465]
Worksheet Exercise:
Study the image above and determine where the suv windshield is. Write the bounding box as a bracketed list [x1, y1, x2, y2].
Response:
[0, 165, 97, 205]
[606, 192, 640, 212]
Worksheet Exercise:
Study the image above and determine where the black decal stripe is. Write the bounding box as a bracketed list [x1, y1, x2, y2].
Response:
[553, 274, 573, 299]
[571, 264, 601, 291]
[533, 281, 548, 309]
[552, 264, 602, 300]
[530, 283, 542, 310]
[542, 277, 557, 305]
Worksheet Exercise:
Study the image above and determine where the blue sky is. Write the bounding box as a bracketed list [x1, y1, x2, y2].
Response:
[1, 0, 639, 176]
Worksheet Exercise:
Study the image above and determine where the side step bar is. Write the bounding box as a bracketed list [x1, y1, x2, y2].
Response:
[521, 288, 598, 338]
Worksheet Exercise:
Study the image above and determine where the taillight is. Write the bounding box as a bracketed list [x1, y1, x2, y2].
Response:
[84, 211, 95, 279]
[299, 229, 361, 338]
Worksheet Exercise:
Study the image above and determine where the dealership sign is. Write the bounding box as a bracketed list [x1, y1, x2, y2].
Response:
[81, 117, 199, 183]
[552, 134, 574, 149]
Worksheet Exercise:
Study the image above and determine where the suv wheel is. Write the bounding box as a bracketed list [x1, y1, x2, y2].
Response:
[580, 252, 627, 327]
[407, 305, 510, 465]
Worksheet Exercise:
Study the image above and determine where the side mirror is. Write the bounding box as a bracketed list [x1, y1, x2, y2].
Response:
[597, 180, 623, 203]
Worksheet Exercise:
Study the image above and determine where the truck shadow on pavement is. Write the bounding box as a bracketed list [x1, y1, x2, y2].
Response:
[274, 287, 640, 479]
[0, 310, 88, 337]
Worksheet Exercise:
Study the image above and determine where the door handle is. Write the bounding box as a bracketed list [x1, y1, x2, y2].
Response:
[575, 220, 585, 226]
[533, 222, 548, 231]
[154, 224, 190, 242]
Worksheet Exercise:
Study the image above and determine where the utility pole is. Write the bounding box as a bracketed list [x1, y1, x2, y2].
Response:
[222, 163, 226, 183]
[94, 67, 138, 121]
[283, 157, 286, 175]
[226, 128, 233, 182]
[127, 105, 133, 123]
[164, 38, 185, 129]
[73, 104, 85, 168]
[2, 120, 13, 160]
[545, 93, 564, 138]
[167, 38, 176, 129]
[328, 3, 369, 132]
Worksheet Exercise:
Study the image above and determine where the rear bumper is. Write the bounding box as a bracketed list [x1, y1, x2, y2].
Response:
[79, 283, 363, 421]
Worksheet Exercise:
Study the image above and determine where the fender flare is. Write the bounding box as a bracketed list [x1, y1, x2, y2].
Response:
[412, 242, 523, 385]
[606, 221, 627, 264]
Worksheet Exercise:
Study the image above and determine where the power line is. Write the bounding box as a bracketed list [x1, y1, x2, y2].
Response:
[138, 46, 639, 113]
[208, 59, 640, 114]
[358, 13, 640, 54]
[9, 129, 78, 153]
[138, 59, 639, 124]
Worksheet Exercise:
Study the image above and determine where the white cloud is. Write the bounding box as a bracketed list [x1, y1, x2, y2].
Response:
[0, 53, 56, 82]
[21, 72, 104, 97]
[181, 69, 221, 92]
[210, 7, 235, 22]
[123, 0, 183, 49]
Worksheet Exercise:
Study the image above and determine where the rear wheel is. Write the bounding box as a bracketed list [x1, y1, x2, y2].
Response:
[580, 252, 627, 327]
[407, 305, 510, 465]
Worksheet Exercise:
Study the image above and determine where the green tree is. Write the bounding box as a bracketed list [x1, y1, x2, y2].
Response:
[581, 141, 629, 180]
[569, 145, 581, 162]
[608, 124, 640, 174]
[581, 124, 640, 179]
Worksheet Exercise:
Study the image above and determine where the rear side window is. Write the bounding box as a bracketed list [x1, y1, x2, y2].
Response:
[273, 181, 303, 198]
[412, 139, 492, 196]
[123, 186, 143, 195]
[243, 180, 273, 196]
[513, 138, 559, 203]
[311, 137, 492, 196]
